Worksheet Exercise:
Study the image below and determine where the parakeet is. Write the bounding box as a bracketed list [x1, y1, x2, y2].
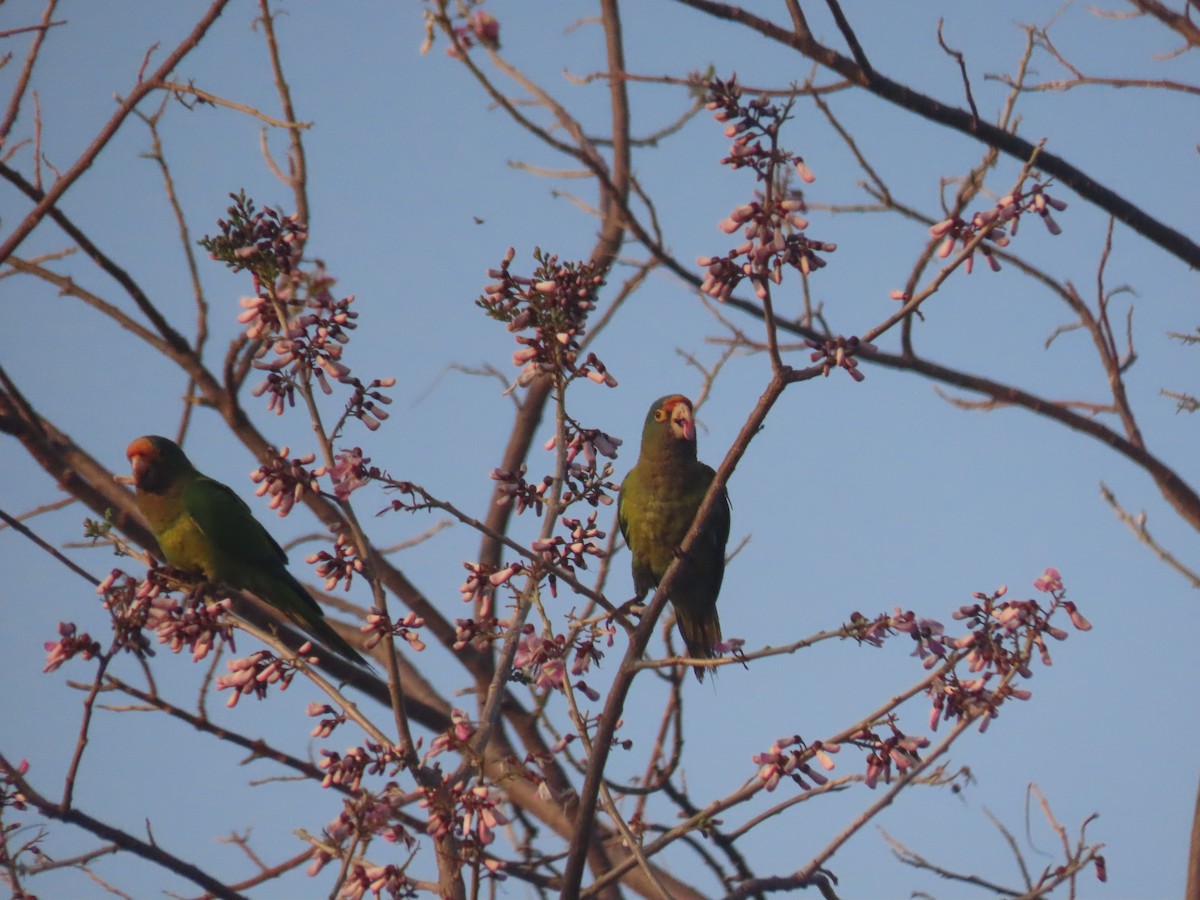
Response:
[125, 435, 371, 669]
[617, 395, 731, 681]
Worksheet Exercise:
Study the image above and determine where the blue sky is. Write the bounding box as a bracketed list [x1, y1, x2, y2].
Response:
[2, 2, 1198, 897]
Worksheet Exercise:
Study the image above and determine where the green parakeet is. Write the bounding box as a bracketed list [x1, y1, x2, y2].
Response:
[617, 395, 731, 681]
[125, 435, 371, 669]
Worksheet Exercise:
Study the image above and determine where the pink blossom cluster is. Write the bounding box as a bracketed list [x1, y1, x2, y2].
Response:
[98, 566, 238, 662]
[704, 75, 816, 183]
[929, 571, 1090, 732]
[489, 464, 552, 516]
[512, 626, 604, 700]
[307, 532, 366, 592]
[458, 560, 525, 619]
[203, 190, 307, 287]
[0, 758, 30, 812]
[43, 620, 101, 673]
[316, 447, 379, 502]
[530, 512, 607, 593]
[752, 735, 839, 792]
[339, 376, 397, 433]
[479, 247, 612, 391]
[424, 708, 475, 762]
[419, 775, 510, 851]
[850, 725, 930, 789]
[446, 8, 500, 57]
[697, 76, 834, 303]
[699, 198, 835, 303]
[202, 193, 395, 425]
[544, 424, 622, 509]
[927, 182, 1068, 274]
[339, 863, 418, 900]
[248, 281, 364, 414]
[308, 701, 348, 740]
[362, 608, 427, 654]
[250, 446, 319, 517]
[306, 787, 416, 883]
[452, 614, 506, 652]
[319, 741, 405, 794]
[216, 647, 313, 708]
[148, 592, 235, 662]
[806, 335, 876, 382]
[847, 569, 1091, 737]
[94, 567, 160, 657]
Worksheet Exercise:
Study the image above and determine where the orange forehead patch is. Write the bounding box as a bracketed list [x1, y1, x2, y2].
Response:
[125, 436, 157, 460]
[660, 395, 690, 415]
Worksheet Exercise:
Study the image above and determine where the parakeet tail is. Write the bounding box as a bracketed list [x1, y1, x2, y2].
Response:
[271, 571, 373, 671]
[301, 608, 373, 670]
[674, 606, 722, 683]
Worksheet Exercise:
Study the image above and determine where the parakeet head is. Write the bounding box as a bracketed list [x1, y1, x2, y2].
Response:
[126, 435, 194, 494]
[642, 394, 697, 452]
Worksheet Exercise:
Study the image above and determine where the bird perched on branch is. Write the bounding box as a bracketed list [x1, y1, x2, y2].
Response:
[125, 435, 370, 669]
[617, 395, 731, 681]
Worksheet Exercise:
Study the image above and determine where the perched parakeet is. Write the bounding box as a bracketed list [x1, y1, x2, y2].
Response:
[125, 435, 370, 669]
[617, 395, 731, 681]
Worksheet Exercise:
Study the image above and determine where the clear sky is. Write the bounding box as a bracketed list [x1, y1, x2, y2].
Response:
[2, 2, 1198, 897]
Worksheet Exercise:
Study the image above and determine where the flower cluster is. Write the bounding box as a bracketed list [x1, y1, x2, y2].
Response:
[704, 76, 815, 182]
[698, 77, 835, 303]
[308, 702, 348, 740]
[93, 567, 170, 658]
[424, 708, 475, 762]
[201, 192, 394, 427]
[247, 272, 365, 414]
[530, 512, 607, 594]
[319, 447, 382, 502]
[340, 864, 417, 900]
[848, 725, 930, 789]
[319, 741, 406, 794]
[445, 8, 500, 57]
[458, 560, 525, 619]
[420, 774, 509, 851]
[847, 570, 1090, 736]
[511, 626, 604, 700]
[73, 567, 233, 670]
[201, 190, 307, 287]
[43, 621, 101, 673]
[306, 786, 416, 884]
[489, 464, 552, 516]
[452, 614, 506, 652]
[806, 335, 876, 383]
[930, 572, 1090, 732]
[250, 446, 319, 517]
[0, 758, 29, 812]
[512, 630, 567, 691]
[478, 247, 612, 391]
[362, 608, 427, 654]
[752, 735, 839, 792]
[307, 532, 365, 592]
[148, 591, 235, 662]
[216, 647, 314, 708]
[339, 376, 397, 433]
[550, 427, 622, 508]
[928, 182, 1067, 274]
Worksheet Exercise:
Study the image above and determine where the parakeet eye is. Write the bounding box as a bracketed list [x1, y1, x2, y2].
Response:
[654, 408, 668, 423]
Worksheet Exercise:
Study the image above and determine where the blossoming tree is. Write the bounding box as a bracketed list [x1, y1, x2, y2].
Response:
[2, 2, 1196, 897]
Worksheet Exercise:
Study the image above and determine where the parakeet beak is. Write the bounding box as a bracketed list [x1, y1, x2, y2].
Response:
[671, 404, 695, 442]
[126, 439, 154, 488]
[128, 452, 149, 487]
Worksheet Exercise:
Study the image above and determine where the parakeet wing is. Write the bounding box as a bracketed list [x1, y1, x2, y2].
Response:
[180, 473, 324, 621]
